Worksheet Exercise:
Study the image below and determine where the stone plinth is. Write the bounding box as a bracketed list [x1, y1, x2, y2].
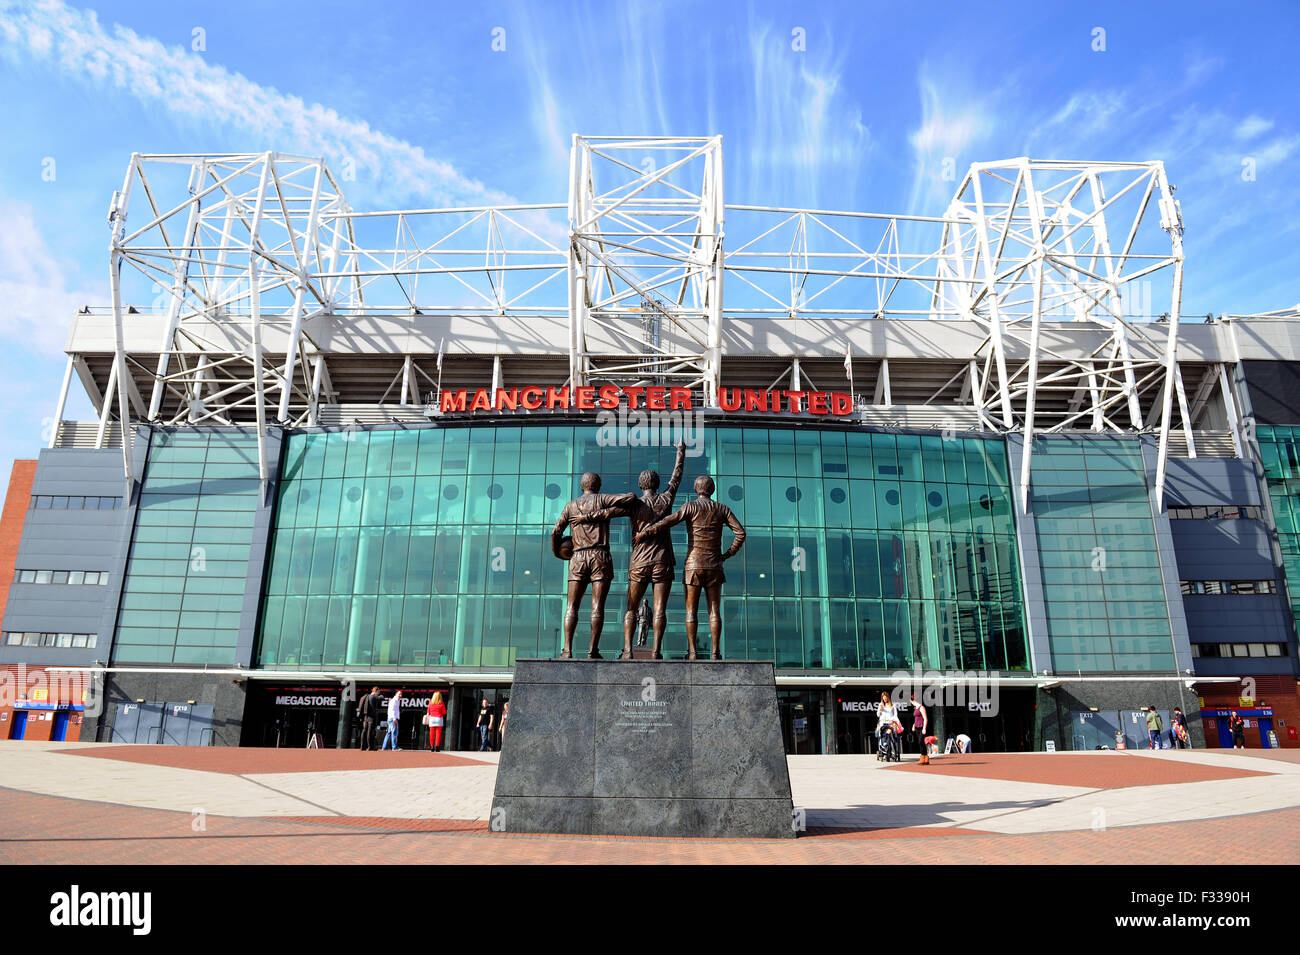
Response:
[490, 659, 795, 838]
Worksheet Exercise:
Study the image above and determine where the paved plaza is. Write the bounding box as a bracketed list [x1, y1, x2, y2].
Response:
[1, 741, 1297, 864]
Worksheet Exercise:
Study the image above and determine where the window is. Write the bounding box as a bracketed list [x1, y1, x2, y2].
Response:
[1181, 579, 1278, 596]
[28, 494, 122, 511]
[4, 631, 98, 649]
[1167, 504, 1263, 521]
[11, 569, 109, 586]
[1266, 644, 1283, 656]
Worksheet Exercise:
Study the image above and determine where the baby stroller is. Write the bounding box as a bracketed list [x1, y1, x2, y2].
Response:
[876, 726, 901, 763]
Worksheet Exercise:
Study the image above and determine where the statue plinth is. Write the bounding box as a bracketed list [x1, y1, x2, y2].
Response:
[490, 659, 796, 839]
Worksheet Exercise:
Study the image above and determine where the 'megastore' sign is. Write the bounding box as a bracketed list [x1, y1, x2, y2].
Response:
[439, 386, 854, 416]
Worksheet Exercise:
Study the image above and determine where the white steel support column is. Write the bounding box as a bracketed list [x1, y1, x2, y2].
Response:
[1219, 363, 1244, 457]
[1173, 365, 1197, 458]
[49, 355, 73, 449]
[107, 156, 138, 481]
[1086, 361, 1103, 430]
[95, 359, 118, 450]
[1153, 165, 1185, 513]
[247, 157, 272, 491]
[489, 355, 502, 397]
[704, 143, 724, 407]
[875, 358, 892, 407]
[567, 136, 587, 388]
[308, 355, 326, 426]
[1113, 325, 1145, 429]
[148, 161, 204, 421]
[791, 358, 802, 392]
[968, 172, 1016, 428]
[277, 162, 325, 423]
[1018, 163, 1047, 513]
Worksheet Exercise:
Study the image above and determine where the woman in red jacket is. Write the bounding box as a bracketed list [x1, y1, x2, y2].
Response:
[426, 692, 447, 752]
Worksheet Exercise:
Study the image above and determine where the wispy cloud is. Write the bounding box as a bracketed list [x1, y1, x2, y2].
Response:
[0, 0, 509, 208]
[0, 199, 95, 354]
[1235, 115, 1275, 140]
[905, 64, 992, 215]
[744, 22, 872, 208]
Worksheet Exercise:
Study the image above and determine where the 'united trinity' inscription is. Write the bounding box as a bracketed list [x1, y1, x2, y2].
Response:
[615, 698, 673, 734]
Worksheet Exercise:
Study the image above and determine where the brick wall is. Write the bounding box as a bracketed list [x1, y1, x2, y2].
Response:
[1197, 674, 1300, 748]
[0, 460, 37, 625]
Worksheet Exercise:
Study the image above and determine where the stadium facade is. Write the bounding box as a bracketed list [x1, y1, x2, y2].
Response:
[1, 136, 1298, 754]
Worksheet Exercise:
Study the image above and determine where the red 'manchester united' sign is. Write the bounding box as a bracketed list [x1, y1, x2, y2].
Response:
[439, 386, 854, 416]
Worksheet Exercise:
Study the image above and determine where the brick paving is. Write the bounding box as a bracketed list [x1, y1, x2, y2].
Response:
[887, 752, 1271, 788]
[0, 786, 1296, 864]
[3, 745, 1298, 863]
[1199, 748, 1300, 764]
[56, 745, 488, 773]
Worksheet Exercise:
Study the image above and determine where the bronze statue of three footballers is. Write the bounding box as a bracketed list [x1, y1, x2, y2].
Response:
[550, 441, 746, 660]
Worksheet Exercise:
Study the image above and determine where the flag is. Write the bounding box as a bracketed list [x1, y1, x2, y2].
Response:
[843, 344, 852, 378]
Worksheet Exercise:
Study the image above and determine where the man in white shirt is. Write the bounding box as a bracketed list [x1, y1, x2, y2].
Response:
[381, 690, 403, 751]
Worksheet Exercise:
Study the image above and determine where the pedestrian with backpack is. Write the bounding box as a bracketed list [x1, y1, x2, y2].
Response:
[1145, 705, 1163, 749]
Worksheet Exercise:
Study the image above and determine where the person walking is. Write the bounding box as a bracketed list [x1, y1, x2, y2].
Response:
[359, 686, 381, 751]
[426, 692, 447, 752]
[910, 692, 930, 764]
[476, 698, 495, 751]
[1229, 710, 1246, 749]
[498, 701, 509, 745]
[381, 690, 403, 750]
[1171, 707, 1190, 749]
[876, 692, 900, 763]
[1145, 705, 1163, 749]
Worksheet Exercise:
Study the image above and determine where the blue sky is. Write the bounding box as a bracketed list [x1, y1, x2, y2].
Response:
[0, 0, 1297, 468]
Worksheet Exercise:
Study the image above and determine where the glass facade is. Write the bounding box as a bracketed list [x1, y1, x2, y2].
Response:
[114, 430, 261, 665]
[1258, 426, 1300, 637]
[257, 425, 1028, 672]
[1029, 436, 1175, 672]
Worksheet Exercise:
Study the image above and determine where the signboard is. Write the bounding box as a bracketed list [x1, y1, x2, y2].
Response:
[438, 384, 854, 417]
[1268, 731, 1279, 748]
[1045, 740, 1056, 753]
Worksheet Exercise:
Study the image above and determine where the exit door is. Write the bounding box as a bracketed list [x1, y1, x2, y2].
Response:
[52, 711, 69, 742]
[10, 711, 27, 740]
